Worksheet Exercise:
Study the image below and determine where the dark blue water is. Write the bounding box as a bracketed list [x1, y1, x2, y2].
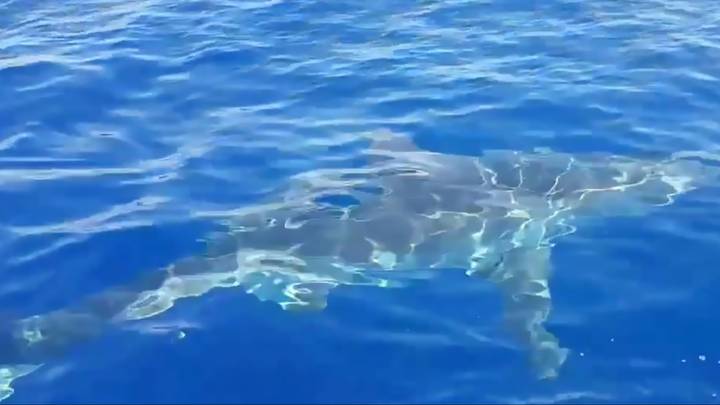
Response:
[2, 0, 720, 403]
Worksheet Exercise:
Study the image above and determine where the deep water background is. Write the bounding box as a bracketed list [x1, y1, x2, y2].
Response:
[2, 0, 720, 403]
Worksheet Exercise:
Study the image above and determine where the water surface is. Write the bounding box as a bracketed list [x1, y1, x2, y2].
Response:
[2, 0, 720, 403]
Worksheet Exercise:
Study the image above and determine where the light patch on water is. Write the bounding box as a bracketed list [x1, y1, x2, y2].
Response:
[497, 390, 614, 404]
[8, 196, 170, 236]
[0, 133, 32, 152]
[367, 238, 397, 270]
[118, 271, 244, 321]
[672, 149, 720, 164]
[16, 315, 46, 345]
[659, 174, 695, 205]
[372, 250, 397, 270]
[612, 170, 629, 183]
[0, 364, 42, 402]
[507, 209, 530, 218]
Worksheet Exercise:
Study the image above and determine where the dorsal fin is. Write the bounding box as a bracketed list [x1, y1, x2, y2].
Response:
[366, 129, 421, 153]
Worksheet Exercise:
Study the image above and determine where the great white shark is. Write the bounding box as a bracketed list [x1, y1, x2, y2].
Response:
[1, 130, 716, 401]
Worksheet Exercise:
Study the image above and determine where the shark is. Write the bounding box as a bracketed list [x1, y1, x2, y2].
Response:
[1, 129, 715, 401]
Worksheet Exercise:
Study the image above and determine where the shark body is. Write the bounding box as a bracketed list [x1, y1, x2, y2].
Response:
[1, 130, 713, 401]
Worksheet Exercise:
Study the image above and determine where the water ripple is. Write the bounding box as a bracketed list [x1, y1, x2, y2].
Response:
[1, 0, 720, 402]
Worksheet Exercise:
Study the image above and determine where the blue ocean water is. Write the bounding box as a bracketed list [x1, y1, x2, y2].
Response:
[2, 0, 720, 403]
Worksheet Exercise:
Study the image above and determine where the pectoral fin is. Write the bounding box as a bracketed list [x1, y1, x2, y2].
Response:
[473, 246, 568, 379]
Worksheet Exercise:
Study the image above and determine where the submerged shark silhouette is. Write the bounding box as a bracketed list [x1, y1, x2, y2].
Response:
[1, 130, 715, 401]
